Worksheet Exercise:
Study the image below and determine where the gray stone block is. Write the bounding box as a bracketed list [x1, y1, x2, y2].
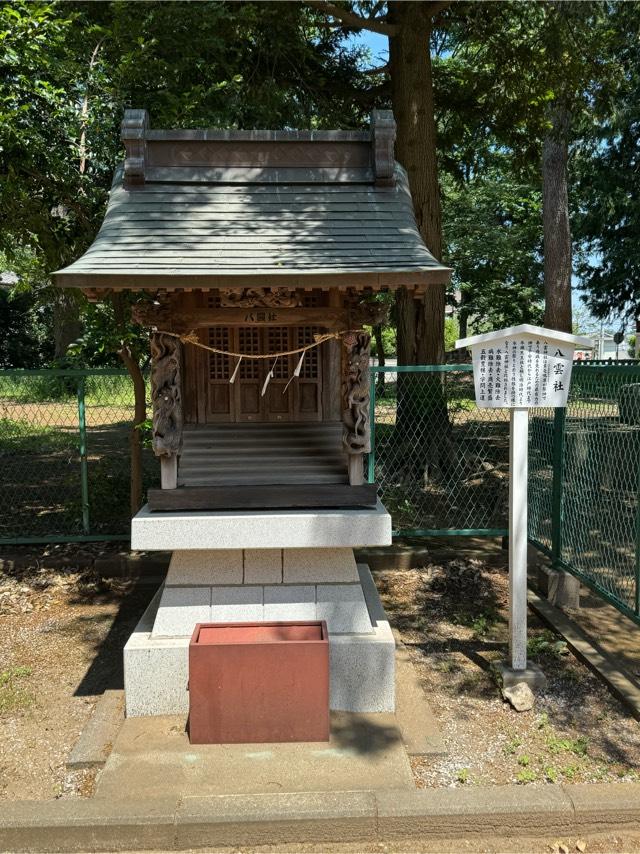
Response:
[316, 584, 373, 634]
[537, 566, 580, 609]
[283, 548, 359, 583]
[244, 549, 282, 584]
[131, 501, 392, 551]
[124, 633, 189, 717]
[166, 549, 243, 586]
[329, 630, 395, 712]
[152, 585, 211, 637]
[263, 585, 316, 621]
[211, 586, 263, 622]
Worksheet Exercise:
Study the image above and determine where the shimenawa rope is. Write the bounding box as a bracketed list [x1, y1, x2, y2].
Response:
[153, 329, 349, 360]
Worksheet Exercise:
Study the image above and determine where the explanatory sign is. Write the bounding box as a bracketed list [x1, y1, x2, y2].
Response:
[471, 336, 574, 409]
[456, 324, 594, 411]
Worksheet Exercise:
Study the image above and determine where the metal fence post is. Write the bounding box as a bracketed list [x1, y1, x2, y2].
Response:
[367, 367, 377, 484]
[77, 376, 90, 534]
[635, 449, 640, 617]
[550, 406, 566, 568]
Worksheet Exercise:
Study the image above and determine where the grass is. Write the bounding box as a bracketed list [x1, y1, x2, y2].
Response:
[456, 768, 470, 784]
[527, 629, 569, 661]
[0, 418, 76, 453]
[0, 666, 34, 714]
[0, 372, 143, 406]
[546, 734, 590, 756]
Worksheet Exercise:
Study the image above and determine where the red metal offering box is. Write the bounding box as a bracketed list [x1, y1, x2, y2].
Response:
[188, 621, 330, 744]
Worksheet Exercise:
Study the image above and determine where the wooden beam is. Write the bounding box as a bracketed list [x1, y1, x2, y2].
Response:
[147, 482, 378, 511]
[171, 306, 349, 330]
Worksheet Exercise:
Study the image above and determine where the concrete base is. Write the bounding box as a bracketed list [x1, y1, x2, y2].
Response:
[124, 564, 395, 716]
[537, 565, 581, 609]
[95, 711, 415, 801]
[131, 501, 392, 551]
[498, 662, 548, 692]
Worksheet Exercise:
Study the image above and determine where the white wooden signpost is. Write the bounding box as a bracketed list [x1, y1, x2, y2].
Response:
[455, 324, 594, 683]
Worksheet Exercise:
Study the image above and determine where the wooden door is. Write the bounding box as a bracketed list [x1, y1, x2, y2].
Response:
[205, 325, 322, 423]
[293, 326, 323, 421]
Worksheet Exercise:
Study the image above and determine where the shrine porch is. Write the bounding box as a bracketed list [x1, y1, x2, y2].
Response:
[147, 421, 378, 512]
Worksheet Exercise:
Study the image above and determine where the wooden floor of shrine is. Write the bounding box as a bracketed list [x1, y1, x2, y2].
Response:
[178, 421, 349, 487]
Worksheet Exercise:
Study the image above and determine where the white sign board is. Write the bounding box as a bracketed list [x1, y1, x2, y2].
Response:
[456, 324, 595, 410]
[471, 337, 573, 409]
[455, 324, 594, 676]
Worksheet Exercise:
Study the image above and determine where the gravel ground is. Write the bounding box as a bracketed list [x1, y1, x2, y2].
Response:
[375, 558, 640, 789]
[0, 555, 152, 800]
[1, 546, 639, 801]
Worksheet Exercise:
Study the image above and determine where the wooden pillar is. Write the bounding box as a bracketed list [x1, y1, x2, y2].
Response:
[150, 332, 183, 490]
[342, 330, 371, 486]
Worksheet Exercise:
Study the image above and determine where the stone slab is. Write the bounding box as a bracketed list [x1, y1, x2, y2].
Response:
[244, 549, 282, 584]
[211, 585, 264, 622]
[152, 585, 211, 637]
[263, 585, 316, 621]
[124, 632, 190, 717]
[316, 583, 373, 634]
[131, 500, 392, 551]
[498, 662, 548, 691]
[375, 785, 575, 839]
[5, 782, 640, 852]
[177, 791, 377, 848]
[166, 549, 242, 586]
[283, 548, 359, 583]
[0, 797, 178, 854]
[394, 639, 446, 756]
[66, 689, 124, 769]
[529, 589, 640, 720]
[95, 711, 414, 801]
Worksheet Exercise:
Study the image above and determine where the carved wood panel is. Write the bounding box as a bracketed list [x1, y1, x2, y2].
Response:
[150, 332, 183, 458]
[342, 331, 371, 455]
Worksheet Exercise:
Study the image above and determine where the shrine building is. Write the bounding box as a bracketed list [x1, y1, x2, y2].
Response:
[54, 109, 451, 723]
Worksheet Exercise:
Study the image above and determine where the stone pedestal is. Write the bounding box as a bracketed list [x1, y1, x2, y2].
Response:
[125, 503, 395, 717]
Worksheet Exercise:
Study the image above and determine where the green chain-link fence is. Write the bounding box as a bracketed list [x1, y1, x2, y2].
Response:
[0, 369, 156, 544]
[529, 362, 640, 623]
[2, 362, 639, 629]
[367, 365, 510, 536]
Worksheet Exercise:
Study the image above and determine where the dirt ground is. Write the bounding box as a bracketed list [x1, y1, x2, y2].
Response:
[1, 544, 639, 801]
[0, 550, 151, 800]
[376, 557, 640, 788]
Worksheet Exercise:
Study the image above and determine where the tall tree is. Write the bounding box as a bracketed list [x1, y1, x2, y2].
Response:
[308, 0, 449, 366]
[573, 1, 640, 328]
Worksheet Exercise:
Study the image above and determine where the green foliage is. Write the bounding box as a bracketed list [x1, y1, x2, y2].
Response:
[527, 629, 569, 661]
[442, 165, 544, 330]
[0, 665, 34, 714]
[516, 768, 537, 784]
[546, 734, 589, 757]
[572, 2, 640, 321]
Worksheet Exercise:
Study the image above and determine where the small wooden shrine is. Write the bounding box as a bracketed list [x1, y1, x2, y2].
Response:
[55, 109, 450, 513]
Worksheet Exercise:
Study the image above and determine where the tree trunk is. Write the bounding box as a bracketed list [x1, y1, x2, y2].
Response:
[388, 1, 444, 365]
[53, 290, 83, 359]
[388, 1, 450, 475]
[118, 344, 147, 516]
[542, 103, 572, 333]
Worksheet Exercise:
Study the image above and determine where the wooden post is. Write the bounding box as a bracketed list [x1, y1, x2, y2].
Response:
[509, 407, 529, 670]
[342, 331, 371, 486]
[150, 332, 183, 490]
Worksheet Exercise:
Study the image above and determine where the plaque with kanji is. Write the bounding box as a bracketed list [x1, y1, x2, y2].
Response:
[455, 324, 594, 410]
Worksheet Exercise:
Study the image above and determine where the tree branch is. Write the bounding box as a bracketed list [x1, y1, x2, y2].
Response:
[306, 0, 398, 36]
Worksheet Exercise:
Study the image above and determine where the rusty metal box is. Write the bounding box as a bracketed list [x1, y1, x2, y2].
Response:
[188, 621, 330, 744]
